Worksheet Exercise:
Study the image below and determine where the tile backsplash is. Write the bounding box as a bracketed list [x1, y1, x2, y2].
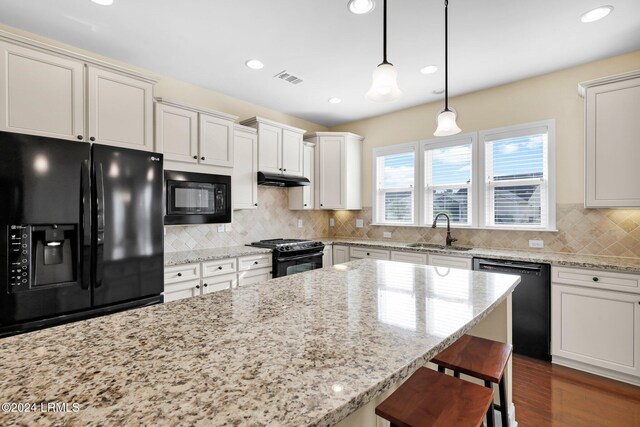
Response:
[164, 187, 328, 252]
[328, 204, 640, 258]
[166, 191, 640, 259]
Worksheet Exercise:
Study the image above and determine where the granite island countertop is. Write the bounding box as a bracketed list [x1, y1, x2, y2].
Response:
[322, 238, 640, 273]
[164, 245, 272, 266]
[0, 259, 519, 427]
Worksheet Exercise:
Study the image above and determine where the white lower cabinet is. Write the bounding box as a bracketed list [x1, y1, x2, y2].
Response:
[552, 281, 640, 380]
[238, 269, 272, 286]
[427, 254, 472, 270]
[390, 251, 428, 265]
[350, 247, 390, 260]
[332, 245, 350, 265]
[203, 273, 237, 294]
[164, 279, 201, 303]
[323, 245, 333, 267]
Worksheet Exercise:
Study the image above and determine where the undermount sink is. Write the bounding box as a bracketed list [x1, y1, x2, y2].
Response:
[405, 243, 472, 251]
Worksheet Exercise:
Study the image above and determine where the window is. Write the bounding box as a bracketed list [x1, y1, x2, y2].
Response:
[480, 120, 555, 230]
[371, 120, 555, 230]
[373, 144, 417, 225]
[422, 135, 476, 226]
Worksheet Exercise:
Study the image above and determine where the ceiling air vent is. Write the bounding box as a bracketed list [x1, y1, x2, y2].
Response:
[274, 70, 303, 85]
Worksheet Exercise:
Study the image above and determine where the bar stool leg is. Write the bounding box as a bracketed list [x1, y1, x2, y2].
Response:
[484, 380, 495, 427]
[499, 377, 509, 427]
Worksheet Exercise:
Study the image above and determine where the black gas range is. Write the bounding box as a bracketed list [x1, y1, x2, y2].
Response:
[249, 239, 325, 278]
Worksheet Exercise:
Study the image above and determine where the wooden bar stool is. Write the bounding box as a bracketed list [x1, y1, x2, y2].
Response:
[375, 367, 494, 427]
[431, 335, 513, 427]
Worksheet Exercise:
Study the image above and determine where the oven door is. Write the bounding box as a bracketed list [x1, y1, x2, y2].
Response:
[274, 252, 323, 278]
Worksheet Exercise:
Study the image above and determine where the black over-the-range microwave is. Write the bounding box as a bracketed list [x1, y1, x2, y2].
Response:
[164, 170, 232, 225]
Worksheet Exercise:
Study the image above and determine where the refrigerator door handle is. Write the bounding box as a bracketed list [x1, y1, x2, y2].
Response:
[95, 163, 105, 288]
[80, 160, 92, 290]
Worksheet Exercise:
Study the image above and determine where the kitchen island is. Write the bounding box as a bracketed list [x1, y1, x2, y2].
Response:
[0, 259, 519, 426]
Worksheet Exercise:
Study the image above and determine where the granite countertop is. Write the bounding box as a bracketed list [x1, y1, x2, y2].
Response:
[164, 246, 271, 266]
[0, 260, 519, 427]
[322, 238, 640, 273]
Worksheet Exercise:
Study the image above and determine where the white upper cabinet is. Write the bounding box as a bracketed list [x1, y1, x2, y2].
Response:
[580, 71, 640, 207]
[0, 33, 157, 148]
[306, 132, 363, 210]
[154, 98, 238, 172]
[155, 102, 198, 163]
[239, 117, 306, 177]
[199, 113, 234, 167]
[87, 66, 153, 151]
[0, 41, 84, 141]
[289, 142, 315, 210]
[233, 124, 258, 210]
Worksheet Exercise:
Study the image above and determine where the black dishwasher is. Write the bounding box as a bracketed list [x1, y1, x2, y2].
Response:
[473, 258, 551, 361]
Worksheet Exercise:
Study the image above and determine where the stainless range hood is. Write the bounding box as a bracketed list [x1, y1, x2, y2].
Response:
[257, 171, 310, 187]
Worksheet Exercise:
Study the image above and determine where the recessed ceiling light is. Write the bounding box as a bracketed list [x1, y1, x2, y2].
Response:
[433, 89, 444, 95]
[91, 0, 114, 5]
[328, 98, 342, 104]
[580, 6, 613, 23]
[245, 59, 264, 70]
[348, 0, 375, 14]
[420, 65, 438, 75]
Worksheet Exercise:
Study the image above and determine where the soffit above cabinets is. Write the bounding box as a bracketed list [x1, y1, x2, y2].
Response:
[0, 0, 639, 127]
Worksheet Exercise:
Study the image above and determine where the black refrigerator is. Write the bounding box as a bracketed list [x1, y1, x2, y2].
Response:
[0, 131, 164, 337]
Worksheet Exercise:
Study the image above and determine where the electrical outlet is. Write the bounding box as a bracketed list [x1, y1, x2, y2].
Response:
[217, 224, 225, 233]
[383, 232, 392, 238]
[329, 218, 335, 227]
[356, 219, 364, 228]
[297, 219, 303, 228]
[529, 239, 544, 248]
[225, 223, 232, 232]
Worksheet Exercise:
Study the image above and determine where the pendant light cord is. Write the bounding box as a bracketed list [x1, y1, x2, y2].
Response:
[444, 0, 449, 111]
[383, 0, 388, 64]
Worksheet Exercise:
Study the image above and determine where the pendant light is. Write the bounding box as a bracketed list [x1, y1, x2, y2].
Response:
[434, 0, 461, 136]
[347, 0, 375, 14]
[366, 0, 402, 103]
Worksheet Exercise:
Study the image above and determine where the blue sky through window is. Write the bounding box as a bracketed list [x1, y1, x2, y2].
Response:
[491, 135, 545, 179]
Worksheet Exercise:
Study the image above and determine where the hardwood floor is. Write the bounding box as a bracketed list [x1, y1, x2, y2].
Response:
[512, 355, 640, 427]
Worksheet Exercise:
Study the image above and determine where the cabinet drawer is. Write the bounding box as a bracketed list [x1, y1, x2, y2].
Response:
[428, 255, 472, 270]
[238, 268, 271, 286]
[164, 279, 201, 303]
[164, 263, 200, 284]
[391, 251, 428, 265]
[238, 254, 271, 271]
[203, 273, 237, 294]
[350, 247, 390, 260]
[552, 266, 640, 294]
[202, 258, 237, 278]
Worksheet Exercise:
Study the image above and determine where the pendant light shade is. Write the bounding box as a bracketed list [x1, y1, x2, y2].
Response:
[434, 0, 461, 136]
[366, 0, 402, 103]
[348, 0, 375, 14]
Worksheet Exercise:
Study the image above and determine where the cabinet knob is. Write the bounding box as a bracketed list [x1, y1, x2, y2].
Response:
[592, 277, 599, 282]
[177, 272, 182, 277]
[304, 204, 307, 207]
[254, 203, 258, 207]
[196, 285, 200, 289]
[193, 155, 197, 159]
[90, 137, 95, 142]
[201, 157, 205, 160]
[283, 168, 287, 172]
[77, 135, 83, 140]
[367, 252, 370, 256]
[254, 261, 259, 265]
[320, 204, 323, 207]
[203, 283, 208, 287]
[218, 266, 223, 270]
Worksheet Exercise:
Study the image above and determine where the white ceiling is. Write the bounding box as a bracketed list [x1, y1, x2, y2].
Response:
[1, 0, 639, 127]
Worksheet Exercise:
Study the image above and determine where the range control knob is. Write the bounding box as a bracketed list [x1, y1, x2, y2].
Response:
[284, 245, 291, 251]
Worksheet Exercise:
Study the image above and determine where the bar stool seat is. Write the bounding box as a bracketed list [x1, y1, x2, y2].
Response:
[431, 335, 513, 427]
[375, 367, 494, 427]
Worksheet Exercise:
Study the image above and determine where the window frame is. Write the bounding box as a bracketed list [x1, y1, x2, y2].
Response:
[372, 142, 420, 226]
[420, 133, 478, 228]
[478, 119, 556, 231]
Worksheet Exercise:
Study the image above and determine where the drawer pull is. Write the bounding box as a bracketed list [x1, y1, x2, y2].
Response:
[218, 266, 223, 270]
[367, 252, 370, 256]
[195, 285, 200, 289]
[203, 283, 208, 287]
[592, 277, 599, 282]
[177, 272, 182, 277]
[254, 261, 259, 265]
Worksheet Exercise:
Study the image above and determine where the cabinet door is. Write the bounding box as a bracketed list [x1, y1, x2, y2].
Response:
[323, 245, 332, 267]
[289, 143, 314, 210]
[0, 41, 84, 141]
[350, 247, 390, 260]
[154, 103, 198, 163]
[281, 129, 303, 176]
[202, 274, 237, 294]
[199, 113, 234, 167]
[585, 77, 640, 207]
[391, 251, 428, 265]
[164, 279, 201, 303]
[427, 254, 472, 270]
[257, 123, 281, 174]
[333, 245, 350, 265]
[233, 130, 258, 210]
[552, 284, 640, 376]
[318, 137, 344, 209]
[238, 269, 271, 286]
[87, 66, 153, 151]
